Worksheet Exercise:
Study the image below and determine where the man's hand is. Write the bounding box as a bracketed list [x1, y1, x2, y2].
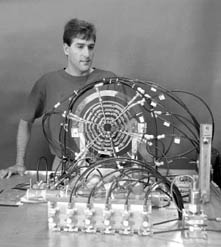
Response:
[0, 165, 26, 179]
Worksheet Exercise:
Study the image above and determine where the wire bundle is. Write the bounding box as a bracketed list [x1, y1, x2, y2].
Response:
[42, 77, 214, 169]
[41, 77, 214, 219]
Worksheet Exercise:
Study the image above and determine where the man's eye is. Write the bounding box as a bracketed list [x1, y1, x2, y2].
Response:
[88, 45, 95, 50]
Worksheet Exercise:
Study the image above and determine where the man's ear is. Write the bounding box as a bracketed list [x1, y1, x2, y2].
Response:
[63, 43, 69, 56]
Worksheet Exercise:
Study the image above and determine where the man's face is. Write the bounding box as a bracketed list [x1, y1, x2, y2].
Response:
[63, 37, 95, 76]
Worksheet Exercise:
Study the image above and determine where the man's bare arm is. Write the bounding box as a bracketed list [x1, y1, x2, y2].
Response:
[0, 119, 32, 178]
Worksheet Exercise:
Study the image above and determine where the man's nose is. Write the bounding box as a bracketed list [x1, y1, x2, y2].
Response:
[82, 47, 90, 57]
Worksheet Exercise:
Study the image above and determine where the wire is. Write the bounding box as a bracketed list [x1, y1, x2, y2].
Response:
[171, 90, 215, 139]
[42, 77, 212, 175]
[36, 156, 48, 183]
[207, 229, 221, 233]
[153, 228, 187, 235]
[170, 175, 194, 214]
[153, 218, 179, 226]
[68, 157, 184, 219]
[40, 77, 217, 221]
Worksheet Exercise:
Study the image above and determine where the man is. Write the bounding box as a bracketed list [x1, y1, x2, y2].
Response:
[0, 18, 116, 178]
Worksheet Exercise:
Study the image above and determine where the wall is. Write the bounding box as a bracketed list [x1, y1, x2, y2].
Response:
[0, 0, 221, 169]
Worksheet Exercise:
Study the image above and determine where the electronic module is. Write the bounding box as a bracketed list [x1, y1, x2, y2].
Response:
[21, 77, 215, 239]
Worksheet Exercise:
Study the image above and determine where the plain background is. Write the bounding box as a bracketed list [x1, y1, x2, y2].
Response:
[0, 0, 221, 169]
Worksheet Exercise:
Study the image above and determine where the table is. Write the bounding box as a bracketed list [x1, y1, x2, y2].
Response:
[0, 174, 221, 247]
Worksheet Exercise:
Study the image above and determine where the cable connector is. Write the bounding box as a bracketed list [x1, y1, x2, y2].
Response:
[119, 205, 134, 235]
[101, 204, 115, 234]
[83, 204, 96, 233]
[48, 201, 61, 231]
[138, 203, 152, 236]
[63, 203, 78, 232]
[216, 217, 221, 222]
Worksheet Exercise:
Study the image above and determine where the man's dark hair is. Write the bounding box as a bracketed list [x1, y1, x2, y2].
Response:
[63, 18, 96, 46]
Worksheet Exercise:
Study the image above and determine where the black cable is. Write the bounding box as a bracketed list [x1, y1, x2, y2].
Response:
[41, 77, 211, 218]
[36, 156, 48, 183]
[153, 228, 187, 235]
[171, 90, 215, 139]
[207, 229, 221, 233]
[42, 77, 208, 177]
[153, 218, 178, 226]
[69, 157, 183, 219]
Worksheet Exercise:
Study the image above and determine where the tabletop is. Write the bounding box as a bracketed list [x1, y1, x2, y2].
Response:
[0, 173, 221, 247]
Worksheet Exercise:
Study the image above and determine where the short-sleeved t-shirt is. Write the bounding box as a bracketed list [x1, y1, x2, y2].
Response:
[22, 68, 116, 122]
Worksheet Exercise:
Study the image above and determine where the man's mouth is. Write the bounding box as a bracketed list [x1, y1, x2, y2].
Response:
[81, 60, 90, 64]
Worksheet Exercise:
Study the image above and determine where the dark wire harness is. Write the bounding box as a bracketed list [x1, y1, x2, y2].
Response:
[42, 77, 213, 169]
[68, 157, 184, 219]
[41, 77, 215, 220]
[38, 76, 220, 236]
